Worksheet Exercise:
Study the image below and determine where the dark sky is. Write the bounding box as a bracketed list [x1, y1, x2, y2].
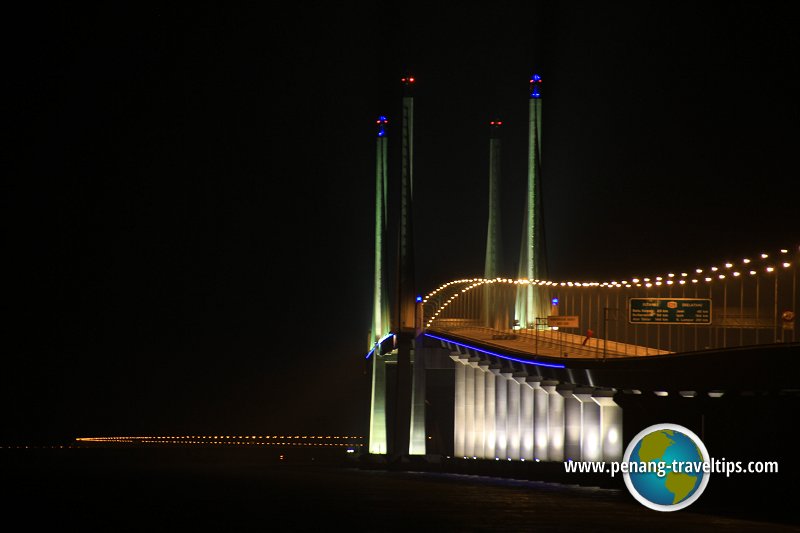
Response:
[4, 3, 799, 443]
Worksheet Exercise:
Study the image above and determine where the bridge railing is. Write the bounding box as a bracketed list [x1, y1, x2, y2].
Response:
[422, 247, 798, 355]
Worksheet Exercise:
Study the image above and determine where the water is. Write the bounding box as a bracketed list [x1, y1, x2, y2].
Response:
[2, 448, 797, 531]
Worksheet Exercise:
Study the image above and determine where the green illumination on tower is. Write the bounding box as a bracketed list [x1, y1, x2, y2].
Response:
[370, 116, 390, 349]
[484, 121, 508, 330]
[516, 73, 547, 329]
[369, 115, 390, 455]
[485, 121, 503, 280]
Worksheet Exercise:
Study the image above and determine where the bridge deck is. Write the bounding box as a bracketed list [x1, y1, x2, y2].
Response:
[428, 326, 671, 359]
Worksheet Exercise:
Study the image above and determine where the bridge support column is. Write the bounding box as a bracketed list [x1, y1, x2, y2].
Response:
[368, 352, 388, 454]
[493, 369, 510, 459]
[594, 389, 623, 461]
[409, 339, 427, 455]
[575, 387, 601, 461]
[474, 361, 488, 458]
[531, 378, 549, 461]
[452, 353, 466, 457]
[508, 372, 524, 460]
[520, 379, 535, 460]
[484, 365, 497, 459]
[464, 356, 478, 458]
[558, 384, 581, 462]
[542, 381, 564, 462]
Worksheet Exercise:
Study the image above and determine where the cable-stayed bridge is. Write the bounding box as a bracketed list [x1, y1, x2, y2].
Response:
[364, 75, 799, 465]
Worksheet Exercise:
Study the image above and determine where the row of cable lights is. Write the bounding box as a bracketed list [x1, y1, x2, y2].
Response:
[424, 277, 560, 328]
[422, 246, 796, 328]
[422, 278, 477, 302]
[424, 278, 515, 328]
[625, 247, 794, 288]
[422, 278, 481, 328]
[424, 278, 485, 328]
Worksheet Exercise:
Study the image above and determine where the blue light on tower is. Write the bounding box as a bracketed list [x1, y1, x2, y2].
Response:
[551, 297, 559, 306]
[376, 116, 388, 137]
[530, 74, 542, 98]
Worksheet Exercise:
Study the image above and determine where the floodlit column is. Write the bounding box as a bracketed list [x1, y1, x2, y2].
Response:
[520, 380, 535, 460]
[594, 390, 623, 461]
[409, 342, 427, 456]
[368, 114, 390, 455]
[474, 362, 488, 458]
[485, 366, 497, 459]
[542, 381, 564, 462]
[452, 354, 466, 457]
[558, 384, 581, 462]
[575, 387, 601, 461]
[531, 378, 549, 460]
[494, 369, 511, 459]
[464, 357, 477, 458]
[368, 353, 387, 454]
[507, 372, 525, 460]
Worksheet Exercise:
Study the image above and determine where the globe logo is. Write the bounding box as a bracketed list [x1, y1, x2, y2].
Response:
[623, 423, 711, 511]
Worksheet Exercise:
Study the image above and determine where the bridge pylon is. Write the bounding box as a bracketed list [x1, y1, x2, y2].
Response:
[368, 76, 426, 459]
[515, 73, 548, 330]
[368, 115, 391, 454]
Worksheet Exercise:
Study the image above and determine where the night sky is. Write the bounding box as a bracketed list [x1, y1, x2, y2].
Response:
[4, 3, 799, 444]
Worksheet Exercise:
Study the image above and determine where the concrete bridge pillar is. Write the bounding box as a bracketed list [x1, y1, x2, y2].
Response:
[557, 383, 581, 462]
[484, 364, 497, 459]
[520, 379, 535, 460]
[593, 389, 623, 461]
[464, 356, 478, 458]
[493, 368, 511, 459]
[475, 361, 489, 458]
[508, 372, 525, 460]
[575, 387, 601, 461]
[467, 358, 483, 458]
[530, 377, 549, 461]
[542, 380, 564, 461]
[409, 340, 427, 456]
[451, 353, 467, 457]
[368, 352, 387, 455]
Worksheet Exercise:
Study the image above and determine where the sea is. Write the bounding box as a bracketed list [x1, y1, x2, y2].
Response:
[1, 446, 797, 532]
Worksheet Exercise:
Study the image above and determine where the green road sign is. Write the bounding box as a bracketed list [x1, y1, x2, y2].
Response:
[629, 298, 712, 324]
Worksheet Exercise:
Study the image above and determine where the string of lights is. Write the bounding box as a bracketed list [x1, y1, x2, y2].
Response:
[72, 435, 366, 447]
[423, 246, 797, 329]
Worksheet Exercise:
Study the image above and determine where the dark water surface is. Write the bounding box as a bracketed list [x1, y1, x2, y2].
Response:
[2, 448, 797, 532]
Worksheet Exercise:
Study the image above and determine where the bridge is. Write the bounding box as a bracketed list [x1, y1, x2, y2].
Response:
[364, 75, 799, 467]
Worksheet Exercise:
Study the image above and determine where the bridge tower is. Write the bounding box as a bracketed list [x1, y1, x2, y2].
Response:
[368, 116, 391, 454]
[485, 121, 503, 280]
[484, 121, 507, 330]
[367, 76, 424, 458]
[516, 73, 548, 329]
[395, 75, 427, 457]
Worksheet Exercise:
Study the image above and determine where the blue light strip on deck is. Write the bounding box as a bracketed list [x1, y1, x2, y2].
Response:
[365, 333, 394, 359]
[424, 333, 566, 369]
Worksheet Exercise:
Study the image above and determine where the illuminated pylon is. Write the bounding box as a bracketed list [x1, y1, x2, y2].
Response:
[516, 73, 548, 330]
[484, 121, 506, 330]
[368, 115, 391, 454]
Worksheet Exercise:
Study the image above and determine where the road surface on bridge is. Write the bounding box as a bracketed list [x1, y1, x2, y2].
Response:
[427, 326, 671, 360]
